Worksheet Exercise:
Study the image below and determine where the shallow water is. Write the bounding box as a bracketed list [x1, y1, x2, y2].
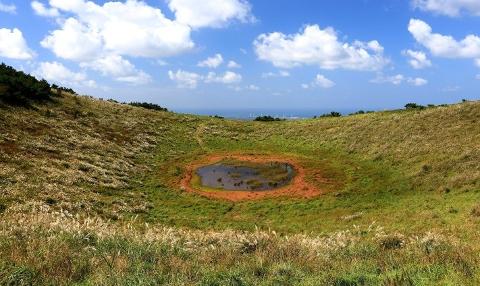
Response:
[196, 162, 295, 191]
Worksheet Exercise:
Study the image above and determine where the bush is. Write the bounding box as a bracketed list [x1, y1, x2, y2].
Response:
[314, 111, 342, 119]
[51, 84, 76, 95]
[0, 63, 53, 106]
[129, 102, 168, 112]
[254, 115, 285, 122]
[405, 103, 426, 110]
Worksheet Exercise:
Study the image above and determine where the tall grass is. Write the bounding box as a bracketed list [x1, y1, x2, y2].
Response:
[0, 206, 478, 285]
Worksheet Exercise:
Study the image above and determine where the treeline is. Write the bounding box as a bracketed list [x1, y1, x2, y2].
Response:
[52, 84, 76, 95]
[254, 115, 285, 122]
[128, 102, 168, 112]
[0, 63, 53, 106]
[311, 102, 467, 120]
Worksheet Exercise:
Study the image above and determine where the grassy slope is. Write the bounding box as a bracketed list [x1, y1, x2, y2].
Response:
[1, 94, 479, 285]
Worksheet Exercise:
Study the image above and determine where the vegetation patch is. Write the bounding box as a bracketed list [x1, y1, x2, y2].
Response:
[0, 63, 53, 107]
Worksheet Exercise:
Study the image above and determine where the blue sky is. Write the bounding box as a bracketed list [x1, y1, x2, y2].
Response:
[0, 0, 479, 113]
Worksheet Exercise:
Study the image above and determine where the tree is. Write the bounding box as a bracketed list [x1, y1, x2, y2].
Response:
[0, 63, 53, 106]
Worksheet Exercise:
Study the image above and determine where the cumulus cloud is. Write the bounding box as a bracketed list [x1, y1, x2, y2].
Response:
[407, 77, 428, 86]
[403, 49, 432, 69]
[80, 55, 151, 84]
[34, 0, 254, 85]
[302, 74, 335, 89]
[41, 18, 103, 61]
[0, 1, 15, 13]
[35, 61, 96, 87]
[371, 73, 428, 86]
[261, 70, 290, 78]
[227, 60, 241, 68]
[40, 0, 194, 60]
[313, 74, 335, 88]
[168, 69, 242, 88]
[408, 19, 480, 66]
[205, 71, 242, 84]
[0, 28, 34, 60]
[167, 0, 254, 29]
[168, 69, 202, 89]
[31, 1, 59, 17]
[254, 24, 388, 70]
[412, 0, 480, 17]
[198, 54, 224, 68]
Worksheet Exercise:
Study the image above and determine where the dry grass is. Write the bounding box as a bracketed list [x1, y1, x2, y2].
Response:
[0, 205, 477, 285]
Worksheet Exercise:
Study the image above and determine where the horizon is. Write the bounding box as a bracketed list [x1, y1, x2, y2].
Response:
[1, 0, 479, 113]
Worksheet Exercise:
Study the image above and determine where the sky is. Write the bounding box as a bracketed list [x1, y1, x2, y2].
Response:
[0, 0, 479, 113]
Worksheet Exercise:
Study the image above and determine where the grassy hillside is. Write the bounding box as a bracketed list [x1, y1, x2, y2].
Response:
[1, 94, 479, 285]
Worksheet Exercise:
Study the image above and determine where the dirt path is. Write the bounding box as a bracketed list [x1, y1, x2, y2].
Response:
[180, 153, 323, 201]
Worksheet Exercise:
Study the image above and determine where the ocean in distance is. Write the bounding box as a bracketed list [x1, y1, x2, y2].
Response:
[173, 108, 361, 120]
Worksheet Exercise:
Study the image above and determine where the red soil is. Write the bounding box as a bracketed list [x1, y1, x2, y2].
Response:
[180, 153, 323, 201]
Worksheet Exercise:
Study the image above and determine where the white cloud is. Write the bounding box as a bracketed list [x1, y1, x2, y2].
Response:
[41, 18, 104, 61]
[254, 24, 388, 70]
[246, 84, 259, 90]
[313, 74, 335, 88]
[261, 70, 290, 78]
[198, 54, 224, 68]
[407, 77, 428, 86]
[167, 0, 254, 29]
[80, 55, 151, 85]
[168, 69, 202, 89]
[0, 28, 34, 60]
[35, 61, 95, 87]
[0, 1, 15, 13]
[169, 69, 242, 88]
[475, 59, 480, 67]
[403, 49, 432, 69]
[371, 73, 428, 86]
[371, 74, 405, 85]
[412, 0, 480, 17]
[408, 19, 480, 65]
[227, 60, 241, 68]
[303, 74, 335, 89]
[205, 71, 242, 84]
[40, 0, 194, 61]
[31, 1, 59, 17]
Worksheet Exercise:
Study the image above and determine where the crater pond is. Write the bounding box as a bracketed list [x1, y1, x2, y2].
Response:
[195, 160, 295, 191]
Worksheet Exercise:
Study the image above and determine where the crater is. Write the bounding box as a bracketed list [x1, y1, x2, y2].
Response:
[196, 160, 295, 191]
[180, 154, 322, 201]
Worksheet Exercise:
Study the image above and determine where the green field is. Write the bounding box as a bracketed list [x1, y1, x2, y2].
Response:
[1, 94, 479, 285]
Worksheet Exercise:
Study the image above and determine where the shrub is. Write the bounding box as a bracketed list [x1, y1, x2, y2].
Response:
[405, 103, 426, 110]
[52, 84, 76, 95]
[254, 115, 285, 122]
[128, 102, 168, 112]
[0, 63, 53, 106]
[314, 111, 342, 119]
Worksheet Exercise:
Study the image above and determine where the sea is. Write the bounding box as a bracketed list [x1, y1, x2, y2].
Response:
[173, 108, 360, 120]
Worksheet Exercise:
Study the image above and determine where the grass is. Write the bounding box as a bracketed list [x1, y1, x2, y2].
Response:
[1, 93, 480, 284]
